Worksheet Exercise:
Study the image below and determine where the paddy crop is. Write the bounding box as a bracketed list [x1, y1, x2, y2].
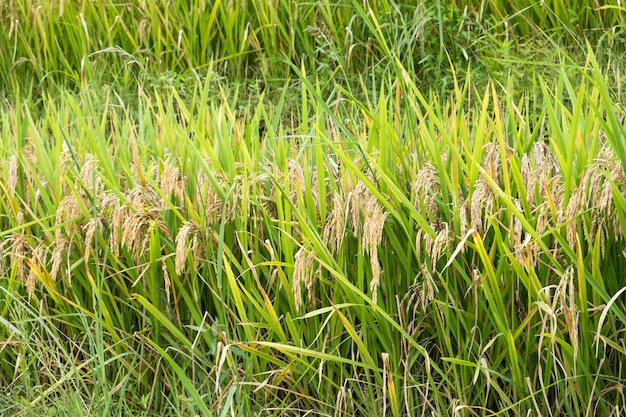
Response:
[2, 1, 626, 416]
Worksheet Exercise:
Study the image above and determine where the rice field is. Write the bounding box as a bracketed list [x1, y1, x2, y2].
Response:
[2, 1, 626, 416]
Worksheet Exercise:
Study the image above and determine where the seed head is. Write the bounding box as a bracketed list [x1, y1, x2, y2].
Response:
[160, 159, 185, 203]
[111, 204, 124, 257]
[520, 154, 535, 201]
[414, 163, 440, 220]
[361, 197, 388, 304]
[162, 261, 172, 303]
[483, 143, 503, 186]
[51, 235, 68, 282]
[287, 159, 306, 207]
[83, 217, 103, 263]
[564, 172, 589, 247]
[558, 266, 579, 362]
[292, 247, 316, 311]
[79, 154, 102, 195]
[362, 198, 388, 259]
[27, 245, 46, 301]
[204, 182, 225, 223]
[121, 211, 153, 259]
[175, 221, 201, 275]
[430, 222, 453, 269]
[8, 155, 18, 196]
[0, 237, 8, 277]
[533, 142, 559, 190]
[57, 195, 82, 233]
[323, 192, 347, 255]
[415, 264, 436, 313]
[470, 178, 494, 234]
[9, 232, 27, 283]
[347, 179, 370, 236]
[459, 198, 470, 242]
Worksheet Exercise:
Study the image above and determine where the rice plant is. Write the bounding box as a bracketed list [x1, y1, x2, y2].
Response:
[2, 1, 626, 416]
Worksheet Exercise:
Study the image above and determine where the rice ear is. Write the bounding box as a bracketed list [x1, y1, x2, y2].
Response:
[160, 158, 185, 203]
[470, 178, 494, 234]
[8, 155, 18, 197]
[175, 221, 201, 275]
[293, 247, 316, 311]
[323, 192, 347, 255]
[361, 196, 388, 304]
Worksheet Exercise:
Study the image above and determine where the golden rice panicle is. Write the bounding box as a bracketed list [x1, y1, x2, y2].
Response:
[26, 244, 47, 301]
[0, 236, 8, 278]
[287, 159, 306, 208]
[50, 235, 68, 282]
[587, 145, 626, 256]
[415, 228, 424, 258]
[83, 217, 103, 263]
[175, 221, 201, 275]
[160, 158, 185, 203]
[600, 159, 625, 244]
[521, 142, 561, 207]
[520, 153, 535, 201]
[111, 201, 125, 258]
[281, 158, 321, 215]
[309, 166, 323, 213]
[175, 222, 193, 275]
[414, 162, 441, 220]
[347, 178, 368, 237]
[529, 201, 552, 262]
[558, 266, 579, 361]
[198, 167, 228, 223]
[563, 187, 582, 250]
[415, 264, 437, 313]
[430, 221, 453, 269]
[470, 178, 494, 234]
[79, 154, 103, 195]
[53, 195, 82, 281]
[568, 146, 618, 253]
[8, 155, 18, 197]
[536, 283, 559, 368]
[482, 142, 503, 187]
[162, 261, 172, 303]
[563, 169, 592, 248]
[56, 194, 82, 234]
[9, 220, 27, 284]
[362, 196, 389, 304]
[205, 185, 224, 223]
[121, 211, 154, 260]
[229, 163, 263, 224]
[415, 219, 454, 268]
[98, 191, 119, 256]
[292, 247, 316, 311]
[533, 142, 560, 190]
[369, 259, 381, 304]
[60, 142, 72, 171]
[118, 185, 167, 260]
[323, 192, 347, 255]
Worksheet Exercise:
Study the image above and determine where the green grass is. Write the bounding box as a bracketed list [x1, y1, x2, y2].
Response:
[2, 1, 626, 416]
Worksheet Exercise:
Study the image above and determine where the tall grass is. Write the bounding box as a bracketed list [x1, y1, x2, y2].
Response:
[1, 0, 624, 92]
[3, 1, 626, 416]
[2, 51, 626, 414]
